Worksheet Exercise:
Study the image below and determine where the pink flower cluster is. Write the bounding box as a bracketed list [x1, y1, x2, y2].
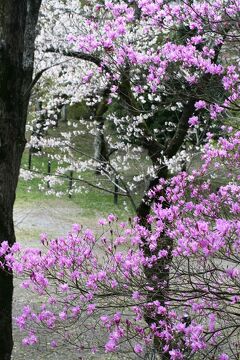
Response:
[68, 0, 240, 123]
[1, 132, 239, 359]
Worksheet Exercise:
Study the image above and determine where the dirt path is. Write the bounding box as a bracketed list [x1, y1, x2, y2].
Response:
[14, 199, 100, 243]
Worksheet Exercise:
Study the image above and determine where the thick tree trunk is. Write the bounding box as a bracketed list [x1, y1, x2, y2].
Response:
[137, 167, 172, 360]
[0, 134, 24, 360]
[136, 100, 196, 359]
[0, 1, 41, 358]
[0, 2, 27, 357]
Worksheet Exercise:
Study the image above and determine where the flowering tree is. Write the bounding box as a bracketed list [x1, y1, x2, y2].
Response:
[23, 0, 239, 222]
[3, 131, 239, 359]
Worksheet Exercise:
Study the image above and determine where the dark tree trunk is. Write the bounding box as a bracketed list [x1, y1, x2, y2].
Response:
[136, 99, 196, 359]
[94, 121, 110, 174]
[93, 87, 111, 175]
[136, 166, 172, 360]
[0, 1, 41, 358]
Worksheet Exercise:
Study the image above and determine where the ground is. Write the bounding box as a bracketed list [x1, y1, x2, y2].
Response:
[14, 198, 99, 244]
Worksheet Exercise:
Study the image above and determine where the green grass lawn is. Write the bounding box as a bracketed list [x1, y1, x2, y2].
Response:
[16, 151, 136, 219]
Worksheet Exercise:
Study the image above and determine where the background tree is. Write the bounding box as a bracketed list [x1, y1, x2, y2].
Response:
[25, 0, 239, 215]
